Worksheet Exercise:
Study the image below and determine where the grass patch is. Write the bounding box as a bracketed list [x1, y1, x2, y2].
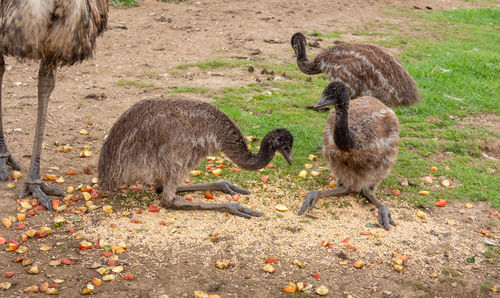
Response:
[109, 0, 139, 7]
[483, 246, 500, 260]
[172, 8, 500, 209]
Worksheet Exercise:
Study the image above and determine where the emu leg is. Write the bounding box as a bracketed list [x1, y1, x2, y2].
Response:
[176, 181, 251, 195]
[298, 186, 349, 215]
[362, 186, 396, 230]
[162, 195, 262, 219]
[0, 56, 22, 181]
[19, 59, 64, 210]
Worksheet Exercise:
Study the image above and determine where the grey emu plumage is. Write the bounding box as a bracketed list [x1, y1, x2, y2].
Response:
[0, 0, 108, 209]
[291, 32, 420, 108]
[299, 82, 399, 230]
[98, 98, 294, 218]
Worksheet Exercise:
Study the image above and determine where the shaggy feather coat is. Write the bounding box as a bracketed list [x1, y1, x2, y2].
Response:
[291, 32, 420, 107]
[0, 0, 108, 65]
[99, 98, 293, 198]
[323, 96, 399, 192]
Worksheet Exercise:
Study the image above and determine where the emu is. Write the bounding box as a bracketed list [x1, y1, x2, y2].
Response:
[98, 98, 294, 218]
[0, 0, 108, 209]
[299, 82, 399, 230]
[291, 32, 420, 108]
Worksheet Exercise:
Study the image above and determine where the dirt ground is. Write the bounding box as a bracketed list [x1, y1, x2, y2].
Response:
[0, 0, 499, 297]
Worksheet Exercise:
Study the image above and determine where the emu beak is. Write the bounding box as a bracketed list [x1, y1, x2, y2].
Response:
[313, 96, 332, 109]
[281, 151, 292, 166]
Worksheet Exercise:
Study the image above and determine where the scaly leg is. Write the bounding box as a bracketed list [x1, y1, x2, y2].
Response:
[0, 56, 22, 181]
[298, 186, 349, 215]
[176, 181, 251, 195]
[362, 186, 396, 230]
[162, 193, 262, 219]
[19, 59, 64, 209]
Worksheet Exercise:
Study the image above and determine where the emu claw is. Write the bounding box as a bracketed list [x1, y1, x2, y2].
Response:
[0, 153, 22, 181]
[217, 181, 251, 195]
[19, 181, 65, 210]
[298, 191, 319, 215]
[225, 202, 262, 218]
[378, 206, 396, 230]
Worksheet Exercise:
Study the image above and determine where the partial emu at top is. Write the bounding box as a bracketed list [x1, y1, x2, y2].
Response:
[0, 0, 108, 209]
[291, 32, 420, 108]
[99, 98, 294, 218]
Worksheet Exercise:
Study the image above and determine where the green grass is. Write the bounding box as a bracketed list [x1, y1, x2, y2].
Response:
[174, 8, 500, 208]
[109, 0, 139, 7]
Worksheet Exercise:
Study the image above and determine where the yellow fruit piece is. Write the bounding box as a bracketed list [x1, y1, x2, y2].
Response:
[291, 258, 304, 268]
[190, 170, 202, 176]
[247, 144, 252, 150]
[66, 186, 75, 194]
[96, 267, 110, 275]
[447, 219, 457, 226]
[40, 244, 51, 251]
[262, 263, 275, 273]
[25, 230, 36, 238]
[6, 182, 15, 188]
[310, 170, 321, 177]
[92, 277, 101, 286]
[102, 274, 116, 281]
[23, 285, 39, 293]
[416, 210, 427, 219]
[111, 245, 125, 254]
[111, 266, 124, 273]
[275, 204, 288, 212]
[441, 179, 451, 187]
[12, 171, 23, 180]
[194, 291, 209, 298]
[211, 168, 222, 176]
[56, 176, 64, 183]
[80, 150, 92, 157]
[214, 260, 230, 269]
[417, 190, 430, 195]
[54, 215, 66, 224]
[82, 192, 92, 201]
[91, 177, 98, 184]
[103, 205, 113, 214]
[328, 180, 336, 188]
[353, 260, 364, 269]
[27, 265, 39, 274]
[19, 199, 32, 209]
[304, 163, 313, 169]
[465, 203, 473, 208]
[17, 213, 26, 221]
[81, 284, 94, 295]
[0, 282, 12, 290]
[46, 174, 57, 181]
[298, 170, 308, 178]
[308, 154, 318, 161]
[80, 129, 89, 135]
[283, 281, 297, 293]
[2, 218, 12, 228]
[53, 279, 65, 284]
[315, 285, 329, 295]
[16, 246, 28, 254]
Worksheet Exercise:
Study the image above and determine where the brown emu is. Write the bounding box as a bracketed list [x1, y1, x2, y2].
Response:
[0, 0, 108, 209]
[291, 32, 420, 108]
[299, 82, 399, 230]
[98, 98, 294, 218]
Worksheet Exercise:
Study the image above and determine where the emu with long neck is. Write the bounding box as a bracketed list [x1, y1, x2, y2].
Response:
[291, 32, 420, 108]
[99, 98, 293, 218]
[299, 82, 399, 230]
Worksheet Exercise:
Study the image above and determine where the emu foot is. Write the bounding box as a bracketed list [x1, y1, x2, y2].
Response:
[19, 180, 65, 210]
[298, 190, 319, 215]
[221, 202, 263, 218]
[213, 181, 251, 195]
[0, 152, 22, 181]
[378, 206, 396, 230]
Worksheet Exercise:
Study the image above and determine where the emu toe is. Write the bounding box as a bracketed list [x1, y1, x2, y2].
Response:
[19, 182, 65, 210]
[224, 202, 262, 218]
[216, 181, 251, 195]
[298, 190, 319, 215]
[0, 152, 22, 181]
[378, 205, 396, 230]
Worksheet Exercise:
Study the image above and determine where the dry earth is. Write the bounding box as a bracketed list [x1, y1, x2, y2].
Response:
[0, 0, 499, 297]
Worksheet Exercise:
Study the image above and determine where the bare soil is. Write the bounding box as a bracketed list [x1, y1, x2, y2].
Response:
[1, 0, 499, 297]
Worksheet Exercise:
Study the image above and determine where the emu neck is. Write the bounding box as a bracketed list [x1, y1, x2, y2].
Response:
[294, 42, 322, 75]
[334, 104, 355, 152]
[221, 132, 275, 171]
